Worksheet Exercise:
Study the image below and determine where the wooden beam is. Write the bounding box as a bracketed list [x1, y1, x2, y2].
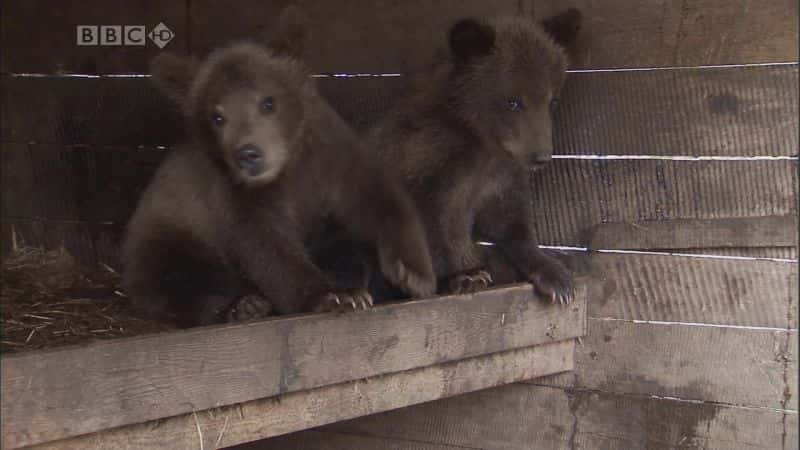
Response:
[586, 216, 799, 250]
[23, 340, 575, 450]
[532, 159, 797, 248]
[310, 384, 791, 450]
[4, 0, 796, 74]
[1, 284, 586, 448]
[586, 252, 798, 328]
[536, 318, 794, 409]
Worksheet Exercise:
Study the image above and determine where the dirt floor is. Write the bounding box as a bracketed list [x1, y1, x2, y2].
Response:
[1, 247, 173, 354]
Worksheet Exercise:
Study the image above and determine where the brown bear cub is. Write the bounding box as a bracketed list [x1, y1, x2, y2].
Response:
[367, 9, 581, 304]
[122, 40, 435, 327]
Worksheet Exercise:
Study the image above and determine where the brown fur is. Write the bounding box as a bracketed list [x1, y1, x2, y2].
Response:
[122, 39, 435, 327]
[368, 10, 581, 303]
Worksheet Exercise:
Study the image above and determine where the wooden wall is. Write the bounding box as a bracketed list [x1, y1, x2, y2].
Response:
[1, 0, 798, 449]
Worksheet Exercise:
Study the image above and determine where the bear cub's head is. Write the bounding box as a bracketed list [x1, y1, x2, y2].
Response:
[448, 8, 581, 168]
[150, 7, 312, 186]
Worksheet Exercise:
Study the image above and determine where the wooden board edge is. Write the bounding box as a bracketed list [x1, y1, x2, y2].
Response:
[22, 340, 576, 450]
[1, 284, 587, 448]
[585, 216, 799, 250]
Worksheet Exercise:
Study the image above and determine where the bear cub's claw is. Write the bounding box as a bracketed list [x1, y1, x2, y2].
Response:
[226, 294, 274, 322]
[448, 269, 494, 295]
[529, 261, 574, 306]
[314, 289, 374, 313]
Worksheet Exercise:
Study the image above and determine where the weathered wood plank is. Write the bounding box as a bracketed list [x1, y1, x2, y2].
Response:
[680, 247, 798, 260]
[0, 0, 188, 74]
[4, 65, 797, 157]
[22, 341, 574, 450]
[586, 253, 798, 328]
[587, 216, 798, 250]
[3, 1, 796, 74]
[532, 159, 798, 247]
[555, 65, 799, 157]
[536, 319, 793, 409]
[311, 384, 791, 450]
[1, 284, 586, 448]
[1, 77, 182, 146]
[787, 412, 799, 450]
[192, 0, 798, 74]
[235, 430, 472, 450]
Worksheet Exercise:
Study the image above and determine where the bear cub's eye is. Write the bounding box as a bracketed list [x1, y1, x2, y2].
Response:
[211, 112, 225, 127]
[506, 99, 524, 112]
[260, 96, 275, 113]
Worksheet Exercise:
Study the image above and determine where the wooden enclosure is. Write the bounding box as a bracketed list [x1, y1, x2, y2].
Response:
[1, 0, 798, 449]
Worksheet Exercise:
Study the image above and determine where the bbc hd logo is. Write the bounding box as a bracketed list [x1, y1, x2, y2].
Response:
[76, 23, 175, 49]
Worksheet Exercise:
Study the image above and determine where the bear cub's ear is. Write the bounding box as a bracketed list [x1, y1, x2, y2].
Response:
[150, 52, 197, 106]
[449, 19, 496, 62]
[541, 8, 582, 50]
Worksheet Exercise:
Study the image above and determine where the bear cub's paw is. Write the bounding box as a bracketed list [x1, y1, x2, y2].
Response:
[313, 289, 374, 313]
[529, 260, 574, 306]
[447, 269, 494, 295]
[226, 294, 274, 322]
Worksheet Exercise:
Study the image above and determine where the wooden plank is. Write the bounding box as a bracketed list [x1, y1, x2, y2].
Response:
[189, 0, 797, 74]
[0, 0, 188, 74]
[680, 247, 798, 260]
[586, 253, 798, 328]
[324, 380, 575, 449]
[2, 1, 795, 74]
[587, 216, 799, 250]
[788, 412, 799, 450]
[555, 65, 799, 156]
[536, 319, 793, 409]
[1, 284, 586, 448]
[668, 0, 799, 68]
[4, 65, 798, 157]
[0, 221, 14, 258]
[21, 341, 574, 450]
[314, 384, 790, 450]
[1, 77, 182, 146]
[532, 159, 798, 247]
[234, 430, 471, 450]
[788, 332, 798, 411]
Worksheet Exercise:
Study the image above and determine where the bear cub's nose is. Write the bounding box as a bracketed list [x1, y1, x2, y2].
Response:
[236, 145, 265, 176]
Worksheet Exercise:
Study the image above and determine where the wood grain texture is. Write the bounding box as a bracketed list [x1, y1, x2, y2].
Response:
[555, 65, 799, 156]
[1, 284, 586, 448]
[22, 341, 574, 450]
[680, 247, 798, 260]
[236, 431, 472, 450]
[586, 252, 798, 328]
[532, 159, 798, 247]
[4, 65, 798, 157]
[295, 384, 793, 450]
[536, 318, 794, 409]
[587, 216, 798, 251]
[2, 1, 796, 74]
[0, 0, 188, 74]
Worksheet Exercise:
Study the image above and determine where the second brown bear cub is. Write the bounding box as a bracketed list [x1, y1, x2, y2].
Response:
[368, 10, 582, 304]
[122, 39, 435, 327]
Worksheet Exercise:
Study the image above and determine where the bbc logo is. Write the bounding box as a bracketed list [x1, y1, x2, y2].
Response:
[77, 23, 174, 49]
